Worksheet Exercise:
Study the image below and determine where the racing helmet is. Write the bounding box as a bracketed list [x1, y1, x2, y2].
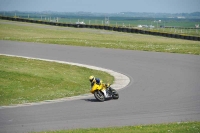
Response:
[89, 75, 95, 83]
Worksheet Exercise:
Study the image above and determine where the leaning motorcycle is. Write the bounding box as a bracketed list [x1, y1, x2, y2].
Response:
[90, 83, 119, 102]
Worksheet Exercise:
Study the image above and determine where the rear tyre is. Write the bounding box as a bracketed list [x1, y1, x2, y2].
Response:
[94, 90, 105, 102]
[111, 88, 119, 99]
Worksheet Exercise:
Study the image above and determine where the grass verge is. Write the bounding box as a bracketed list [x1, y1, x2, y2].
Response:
[0, 55, 114, 106]
[0, 20, 200, 55]
[35, 121, 200, 133]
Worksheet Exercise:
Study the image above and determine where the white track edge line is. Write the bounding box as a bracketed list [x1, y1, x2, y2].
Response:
[0, 54, 130, 109]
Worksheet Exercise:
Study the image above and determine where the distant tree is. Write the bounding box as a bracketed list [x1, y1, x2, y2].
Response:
[190, 12, 200, 17]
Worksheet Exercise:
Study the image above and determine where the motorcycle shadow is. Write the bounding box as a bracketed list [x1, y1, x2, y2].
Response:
[83, 97, 113, 102]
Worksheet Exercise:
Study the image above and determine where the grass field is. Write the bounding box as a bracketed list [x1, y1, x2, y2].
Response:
[0, 55, 114, 106]
[145, 27, 200, 37]
[36, 121, 200, 133]
[0, 20, 199, 132]
[0, 20, 200, 55]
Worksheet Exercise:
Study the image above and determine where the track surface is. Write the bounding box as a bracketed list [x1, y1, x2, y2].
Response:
[0, 40, 200, 133]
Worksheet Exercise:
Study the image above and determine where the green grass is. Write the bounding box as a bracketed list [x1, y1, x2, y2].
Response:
[35, 121, 200, 133]
[28, 17, 200, 28]
[0, 20, 200, 55]
[0, 20, 199, 133]
[0, 55, 114, 106]
[145, 27, 200, 37]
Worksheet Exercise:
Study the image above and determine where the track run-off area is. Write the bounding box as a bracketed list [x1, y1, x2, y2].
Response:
[0, 39, 200, 133]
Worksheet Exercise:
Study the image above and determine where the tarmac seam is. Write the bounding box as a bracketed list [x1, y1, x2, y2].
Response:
[0, 54, 130, 109]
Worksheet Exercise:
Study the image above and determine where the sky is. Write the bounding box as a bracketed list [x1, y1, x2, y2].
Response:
[0, 0, 200, 13]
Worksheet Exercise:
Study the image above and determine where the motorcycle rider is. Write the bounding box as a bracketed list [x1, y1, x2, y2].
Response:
[89, 75, 108, 98]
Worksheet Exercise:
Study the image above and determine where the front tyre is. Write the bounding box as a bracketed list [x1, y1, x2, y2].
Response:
[94, 90, 105, 102]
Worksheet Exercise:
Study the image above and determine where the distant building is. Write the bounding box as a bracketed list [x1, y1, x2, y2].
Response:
[137, 25, 152, 28]
[75, 21, 85, 24]
[149, 25, 155, 29]
[76, 19, 85, 25]
[177, 16, 185, 19]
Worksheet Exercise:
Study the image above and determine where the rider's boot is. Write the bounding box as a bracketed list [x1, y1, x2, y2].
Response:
[102, 89, 108, 98]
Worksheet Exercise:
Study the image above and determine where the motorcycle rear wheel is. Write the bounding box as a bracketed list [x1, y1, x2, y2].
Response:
[94, 90, 105, 102]
[111, 88, 119, 99]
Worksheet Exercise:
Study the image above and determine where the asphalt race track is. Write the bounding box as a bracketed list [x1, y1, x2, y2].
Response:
[0, 40, 200, 133]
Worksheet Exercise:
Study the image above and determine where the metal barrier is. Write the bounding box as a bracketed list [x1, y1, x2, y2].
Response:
[0, 16, 199, 41]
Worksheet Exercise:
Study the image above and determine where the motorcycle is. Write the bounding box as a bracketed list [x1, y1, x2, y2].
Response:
[90, 83, 119, 102]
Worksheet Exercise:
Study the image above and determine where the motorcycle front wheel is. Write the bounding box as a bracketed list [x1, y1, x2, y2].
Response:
[94, 90, 105, 102]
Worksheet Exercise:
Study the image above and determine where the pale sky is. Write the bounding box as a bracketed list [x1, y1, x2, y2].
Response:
[0, 0, 200, 13]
